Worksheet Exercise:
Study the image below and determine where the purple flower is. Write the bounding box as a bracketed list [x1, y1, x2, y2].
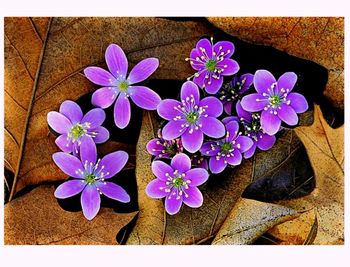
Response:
[146, 130, 183, 159]
[218, 73, 254, 115]
[241, 70, 308, 135]
[200, 121, 253, 174]
[187, 38, 240, 94]
[146, 153, 209, 215]
[53, 137, 130, 220]
[84, 43, 161, 129]
[47, 100, 109, 156]
[223, 101, 276, 159]
[157, 81, 225, 153]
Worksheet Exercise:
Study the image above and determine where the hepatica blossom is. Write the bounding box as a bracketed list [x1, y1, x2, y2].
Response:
[146, 153, 209, 215]
[157, 81, 225, 153]
[241, 70, 308, 135]
[187, 38, 239, 94]
[218, 73, 254, 115]
[200, 121, 253, 174]
[47, 100, 109, 156]
[84, 43, 161, 129]
[223, 101, 276, 159]
[146, 130, 183, 159]
[53, 137, 130, 220]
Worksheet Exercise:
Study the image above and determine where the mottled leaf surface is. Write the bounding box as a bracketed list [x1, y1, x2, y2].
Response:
[4, 186, 138, 245]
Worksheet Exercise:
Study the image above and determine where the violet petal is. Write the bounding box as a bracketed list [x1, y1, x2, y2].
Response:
[55, 134, 73, 153]
[59, 100, 83, 124]
[81, 184, 100, 220]
[127, 58, 159, 84]
[52, 152, 84, 178]
[47, 111, 72, 134]
[79, 136, 97, 165]
[254, 70, 276, 94]
[165, 193, 182, 215]
[81, 108, 106, 129]
[181, 128, 203, 153]
[287, 93, 309, 113]
[199, 96, 223, 117]
[183, 186, 203, 208]
[84, 67, 118, 86]
[278, 103, 298, 125]
[54, 180, 86, 199]
[105, 43, 128, 78]
[114, 94, 131, 129]
[240, 93, 268, 112]
[129, 85, 161, 110]
[185, 168, 209, 186]
[91, 87, 118, 109]
[261, 110, 281, 135]
[97, 181, 130, 203]
[145, 179, 168, 198]
[209, 157, 227, 174]
[152, 160, 174, 181]
[200, 117, 225, 138]
[181, 81, 200, 104]
[98, 150, 128, 179]
[157, 99, 182, 120]
[171, 153, 191, 173]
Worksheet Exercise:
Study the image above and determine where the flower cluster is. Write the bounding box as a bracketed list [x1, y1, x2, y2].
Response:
[145, 38, 309, 215]
[48, 38, 309, 218]
[48, 44, 161, 220]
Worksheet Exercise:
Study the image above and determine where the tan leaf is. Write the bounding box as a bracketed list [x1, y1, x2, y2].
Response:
[4, 185, 138, 245]
[276, 105, 344, 244]
[212, 198, 299, 245]
[4, 17, 215, 198]
[207, 17, 344, 110]
[126, 111, 166, 245]
[267, 208, 318, 245]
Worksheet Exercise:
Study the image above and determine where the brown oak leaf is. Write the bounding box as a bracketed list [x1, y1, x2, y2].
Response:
[4, 185, 138, 245]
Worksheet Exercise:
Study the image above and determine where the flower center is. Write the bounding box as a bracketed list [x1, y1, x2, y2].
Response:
[69, 124, 85, 140]
[166, 143, 178, 156]
[268, 95, 282, 108]
[186, 111, 198, 124]
[221, 142, 232, 153]
[205, 59, 217, 72]
[85, 173, 96, 184]
[172, 176, 185, 188]
[118, 81, 129, 91]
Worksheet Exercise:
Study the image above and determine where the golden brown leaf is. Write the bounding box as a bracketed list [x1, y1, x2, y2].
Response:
[267, 209, 318, 245]
[212, 198, 299, 245]
[207, 17, 344, 110]
[276, 105, 344, 244]
[4, 185, 138, 245]
[126, 111, 165, 245]
[4, 17, 215, 197]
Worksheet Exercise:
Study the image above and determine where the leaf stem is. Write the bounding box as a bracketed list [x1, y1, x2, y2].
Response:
[9, 18, 53, 201]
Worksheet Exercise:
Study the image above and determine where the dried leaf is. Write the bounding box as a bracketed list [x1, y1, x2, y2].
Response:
[277, 105, 344, 244]
[4, 17, 214, 197]
[4, 185, 138, 245]
[207, 17, 344, 110]
[212, 198, 299, 245]
[267, 209, 318, 245]
[126, 111, 166, 245]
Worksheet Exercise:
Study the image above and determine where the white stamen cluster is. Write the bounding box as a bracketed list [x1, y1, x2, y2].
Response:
[172, 94, 208, 134]
[185, 37, 231, 87]
[158, 170, 191, 201]
[255, 82, 292, 116]
[75, 159, 110, 189]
